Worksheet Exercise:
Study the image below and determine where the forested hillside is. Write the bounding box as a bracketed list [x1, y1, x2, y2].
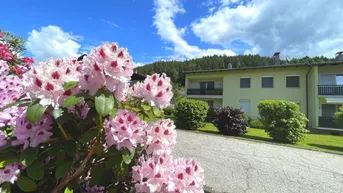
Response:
[136, 54, 335, 86]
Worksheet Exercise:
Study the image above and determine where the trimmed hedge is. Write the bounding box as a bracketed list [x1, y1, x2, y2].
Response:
[213, 106, 248, 136]
[258, 100, 308, 144]
[334, 106, 343, 128]
[174, 98, 209, 130]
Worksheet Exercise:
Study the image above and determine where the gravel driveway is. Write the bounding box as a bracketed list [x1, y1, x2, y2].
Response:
[173, 130, 343, 193]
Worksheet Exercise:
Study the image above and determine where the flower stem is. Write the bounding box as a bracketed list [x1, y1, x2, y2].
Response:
[58, 123, 69, 140]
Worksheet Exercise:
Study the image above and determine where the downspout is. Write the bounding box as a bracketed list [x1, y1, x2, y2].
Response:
[306, 64, 313, 128]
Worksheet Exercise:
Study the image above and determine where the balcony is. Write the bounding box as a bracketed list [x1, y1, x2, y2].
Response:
[318, 85, 343, 95]
[187, 88, 223, 95]
[318, 116, 342, 129]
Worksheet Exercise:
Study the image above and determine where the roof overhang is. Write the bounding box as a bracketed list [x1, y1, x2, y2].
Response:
[319, 97, 343, 104]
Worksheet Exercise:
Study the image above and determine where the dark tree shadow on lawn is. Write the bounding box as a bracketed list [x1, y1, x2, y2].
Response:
[307, 144, 343, 153]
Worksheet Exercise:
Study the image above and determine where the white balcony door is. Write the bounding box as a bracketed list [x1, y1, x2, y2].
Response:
[320, 74, 336, 85]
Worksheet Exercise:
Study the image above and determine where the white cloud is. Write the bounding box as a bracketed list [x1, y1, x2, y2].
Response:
[153, 0, 236, 60]
[26, 25, 81, 62]
[191, 0, 343, 58]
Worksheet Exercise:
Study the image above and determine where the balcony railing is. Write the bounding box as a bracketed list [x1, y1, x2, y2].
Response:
[318, 85, 343, 95]
[187, 88, 223, 95]
[318, 116, 342, 129]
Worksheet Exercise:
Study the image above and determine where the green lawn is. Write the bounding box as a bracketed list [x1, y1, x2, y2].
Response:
[198, 123, 343, 155]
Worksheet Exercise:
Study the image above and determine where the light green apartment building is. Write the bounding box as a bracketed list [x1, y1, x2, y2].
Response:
[184, 61, 343, 132]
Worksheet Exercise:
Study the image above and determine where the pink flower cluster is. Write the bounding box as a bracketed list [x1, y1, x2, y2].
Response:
[145, 119, 177, 155]
[21, 57, 35, 67]
[132, 155, 205, 193]
[131, 73, 173, 109]
[0, 44, 12, 61]
[11, 111, 53, 149]
[0, 164, 20, 185]
[0, 74, 24, 128]
[22, 58, 81, 107]
[104, 110, 147, 151]
[0, 60, 9, 76]
[79, 42, 134, 98]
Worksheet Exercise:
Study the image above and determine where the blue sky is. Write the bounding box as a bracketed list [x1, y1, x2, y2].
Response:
[1, 0, 343, 65]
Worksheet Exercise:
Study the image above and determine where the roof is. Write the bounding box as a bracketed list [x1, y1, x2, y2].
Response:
[183, 61, 343, 74]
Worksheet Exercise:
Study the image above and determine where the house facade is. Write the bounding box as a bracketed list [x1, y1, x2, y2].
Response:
[184, 61, 343, 132]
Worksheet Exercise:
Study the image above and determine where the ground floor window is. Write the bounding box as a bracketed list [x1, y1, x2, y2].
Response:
[321, 104, 340, 117]
[239, 100, 251, 113]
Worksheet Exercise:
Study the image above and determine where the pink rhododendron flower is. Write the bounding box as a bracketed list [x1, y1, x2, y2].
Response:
[22, 58, 81, 107]
[11, 65, 25, 76]
[0, 75, 23, 108]
[67, 100, 90, 119]
[12, 111, 53, 149]
[132, 154, 205, 193]
[79, 42, 134, 96]
[0, 131, 6, 147]
[0, 107, 23, 128]
[21, 57, 35, 67]
[0, 44, 12, 61]
[131, 73, 173, 109]
[170, 158, 205, 193]
[0, 164, 20, 184]
[104, 109, 147, 151]
[145, 119, 177, 155]
[0, 60, 9, 76]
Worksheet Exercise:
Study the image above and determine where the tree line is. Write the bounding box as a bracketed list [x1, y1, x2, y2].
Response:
[136, 54, 336, 86]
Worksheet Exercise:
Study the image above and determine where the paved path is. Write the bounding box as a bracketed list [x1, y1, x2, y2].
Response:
[173, 130, 343, 193]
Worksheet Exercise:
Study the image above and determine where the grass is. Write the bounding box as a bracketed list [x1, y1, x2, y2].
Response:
[198, 123, 343, 155]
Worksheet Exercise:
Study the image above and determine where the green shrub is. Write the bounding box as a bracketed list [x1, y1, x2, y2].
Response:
[213, 106, 248, 136]
[174, 98, 209, 130]
[258, 100, 308, 144]
[164, 106, 175, 117]
[249, 119, 264, 128]
[334, 106, 343, 128]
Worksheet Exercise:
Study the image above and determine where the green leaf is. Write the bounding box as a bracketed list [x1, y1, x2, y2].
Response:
[0, 99, 31, 112]
[63, 81, 78, 91]
[90, 164, 105, 186]
[1, 183, 11, 193]
[81, 129, 98, 144]
[52, 108, 64, 120]
[20, 147, 38, 166]
[152, 106, 161, 117]
[141, 104, 151, 111]
[0, 156, 20, 167]
[110, 108, 117, 117]
[26, 100, 48, 123]
[122, 148, 135, 164]
[49, 143, 61, 157]
[56, 159, 73, 179]
[55, 151, 66, 165]
[63, 96, 83, 108]
[64, 187, 74, 193]
[95, 90, 114, 116]
[64, 140, 77, 156]
[17, 176, 37, 192]
[27, 162, 44, 180]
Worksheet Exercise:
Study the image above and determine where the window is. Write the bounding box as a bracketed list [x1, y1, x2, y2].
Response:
[262, 77, 273, 88]
[321, 104, 336, 117]
[239, 100, 251, 113]
[207, 81, 215, 90]
[240, 77, 251, 88]
[286, 76, 300, 88]
[337, 74, 343, 85]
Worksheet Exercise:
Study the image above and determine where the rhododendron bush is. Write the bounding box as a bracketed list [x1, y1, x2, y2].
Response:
[0, 30, 204, 193]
